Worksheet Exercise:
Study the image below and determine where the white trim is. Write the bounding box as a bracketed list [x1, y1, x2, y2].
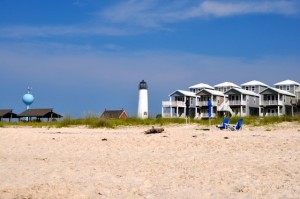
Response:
[241, 80, 268, 87]
[214, 82, 241, 88]
[189, 83, 214, 90]
[274, 80, 300, 86]
[169, 90, 196, 97]
[225, 88, 260, 97]
[196, 88, 227, 96]
[260, 87, 295, 97]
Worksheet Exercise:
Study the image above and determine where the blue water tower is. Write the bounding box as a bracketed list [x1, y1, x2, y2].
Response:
[22, 87, 34, 110]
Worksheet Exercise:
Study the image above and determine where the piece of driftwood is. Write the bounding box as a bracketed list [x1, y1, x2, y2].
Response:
[144, 127, 164, 134]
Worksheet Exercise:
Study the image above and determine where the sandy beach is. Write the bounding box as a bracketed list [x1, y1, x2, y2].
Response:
[1, 123, 300, 199]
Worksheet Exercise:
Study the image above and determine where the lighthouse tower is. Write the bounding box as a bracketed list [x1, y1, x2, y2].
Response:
[22, 87, 34, 110]
[137, 80, 148, 119]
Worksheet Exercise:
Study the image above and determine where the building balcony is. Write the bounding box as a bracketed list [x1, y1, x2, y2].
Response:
[261, 100, 283, 106]
[229, 100, 246, 106]
[197, 101, 217, 106]
[162, 101, 186, 107]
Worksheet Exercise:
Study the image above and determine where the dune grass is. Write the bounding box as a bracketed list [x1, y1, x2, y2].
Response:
[0, 115, 299, 129]
[56, 116, 188, 128]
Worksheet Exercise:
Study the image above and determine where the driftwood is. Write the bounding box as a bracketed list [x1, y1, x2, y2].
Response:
[144, 127, 164, 134]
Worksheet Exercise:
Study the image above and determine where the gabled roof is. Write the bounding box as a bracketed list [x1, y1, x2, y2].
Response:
[18, 108, 62, 118]
[241, 80, 268, 87]
[196, 88, 226, 96]
[214, 82, 241, 88]
[189, 83, 214, 90]
[274, 80, 300, 86]
[100, 109, 128, 119]
[169, 90, 196, 97]
[0, 109, 18, 118]
[225, 88, 260, 97]
[260, 87, 296, 97]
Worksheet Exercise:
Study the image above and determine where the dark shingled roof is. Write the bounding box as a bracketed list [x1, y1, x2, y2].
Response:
[0, 109, 19, 118]
[100, 109, 128, 119]
[18, 108, 62, 118]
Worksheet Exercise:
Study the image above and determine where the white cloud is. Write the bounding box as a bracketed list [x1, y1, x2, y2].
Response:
[101, 0, 299, 27]
[0, 25, 130, 39]
[0, 0, 298, 38]
[198, 1, 298, 17]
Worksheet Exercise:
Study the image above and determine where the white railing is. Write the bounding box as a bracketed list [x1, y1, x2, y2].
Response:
[262, 100, 283, 106]
[162, 101, 170, 106]
[198, 101, 217, 106]
[162, 101, 186, 107]
[229, 100, 246, 105]
[198, 101, 209, 106]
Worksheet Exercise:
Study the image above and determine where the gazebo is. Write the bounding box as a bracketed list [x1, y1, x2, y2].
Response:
[18, 108, 62, 121]
[0, 109, 19, 122]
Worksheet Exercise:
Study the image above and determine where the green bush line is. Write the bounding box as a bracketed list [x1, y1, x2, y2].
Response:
[0, 115, 299, 128]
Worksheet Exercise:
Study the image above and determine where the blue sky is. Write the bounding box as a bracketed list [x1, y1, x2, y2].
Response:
[1, 0, 300, 118]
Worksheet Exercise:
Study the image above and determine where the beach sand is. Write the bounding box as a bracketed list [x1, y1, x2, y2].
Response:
[1, 123, 300, 199]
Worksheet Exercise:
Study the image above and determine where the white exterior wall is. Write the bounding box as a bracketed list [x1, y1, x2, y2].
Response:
[138, 89, 148, 119]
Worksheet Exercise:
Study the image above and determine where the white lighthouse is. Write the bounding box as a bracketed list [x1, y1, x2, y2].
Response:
[137, 80, 148, 119]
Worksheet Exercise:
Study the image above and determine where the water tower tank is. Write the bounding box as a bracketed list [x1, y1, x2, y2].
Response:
[22, 87, 34, 109]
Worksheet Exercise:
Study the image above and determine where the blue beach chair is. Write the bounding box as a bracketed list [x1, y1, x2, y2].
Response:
[229, 118, 243, 131]
[216, 118, 230, 130]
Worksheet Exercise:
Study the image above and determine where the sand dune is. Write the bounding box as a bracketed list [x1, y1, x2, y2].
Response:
[1, 123, 300, 198]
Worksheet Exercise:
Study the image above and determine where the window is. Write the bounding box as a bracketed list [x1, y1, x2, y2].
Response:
[287, 86, 290, 91]
[252, 86, 255, 91]
[279, 86, 282, 90]
[245, 86, 249, 90]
